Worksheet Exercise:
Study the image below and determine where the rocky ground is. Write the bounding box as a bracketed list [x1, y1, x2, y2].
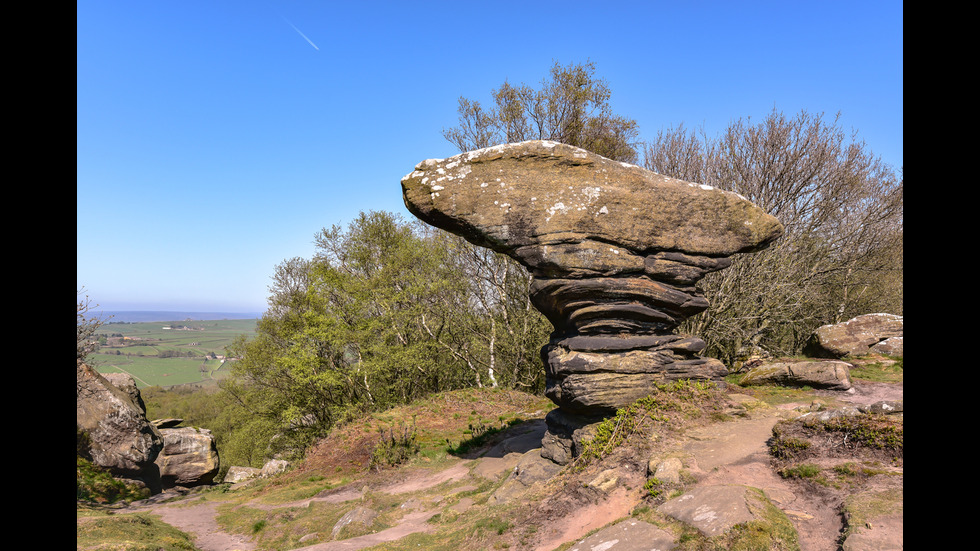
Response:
[100, 378, 902, 551]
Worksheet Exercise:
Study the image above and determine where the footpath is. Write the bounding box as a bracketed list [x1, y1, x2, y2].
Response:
[125, 382, 902, 551]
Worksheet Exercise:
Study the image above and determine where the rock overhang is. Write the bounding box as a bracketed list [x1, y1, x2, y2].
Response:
[401, 140, 784, 265]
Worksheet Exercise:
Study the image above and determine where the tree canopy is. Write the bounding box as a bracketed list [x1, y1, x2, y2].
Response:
[443, 60, 640, 163]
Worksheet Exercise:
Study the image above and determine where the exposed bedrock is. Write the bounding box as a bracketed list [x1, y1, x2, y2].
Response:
[402, 140, 782, 462]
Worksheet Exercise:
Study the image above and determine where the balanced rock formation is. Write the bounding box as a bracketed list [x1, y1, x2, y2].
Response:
[402, 141, 782, 462]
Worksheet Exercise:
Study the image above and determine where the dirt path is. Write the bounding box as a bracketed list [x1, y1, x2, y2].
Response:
[120, 381, 901, 551]
[681, 409, 843, 550]
[128, 499, 257, 551]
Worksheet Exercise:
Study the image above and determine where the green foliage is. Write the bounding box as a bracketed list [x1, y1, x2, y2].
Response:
[769, 436, 812, 460]
[143, 384, 279, 471]
[443, 60, 640, 163]
[643, 477, 664, 498]
[76, 456, 151, 504]
[76, 511, 201, 551]
[815, 414, 903, 452]
[446, 417, 523, 456]
[370, 420, 421, 470]
[573, 379, 721, 469]
[222, 210, 550, 461]
[778, 463, 822, 480]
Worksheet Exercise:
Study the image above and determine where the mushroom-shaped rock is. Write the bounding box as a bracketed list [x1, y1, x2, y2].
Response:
[402, 141, 783, 462]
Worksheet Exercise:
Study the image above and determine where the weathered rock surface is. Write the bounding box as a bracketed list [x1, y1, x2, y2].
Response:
[402, 140, 782, 464]
[154, 426, 220, 488]
[76, 363, 162, 491]
[657, 484, 784, 537]
[332, 505, 379, 538]
[740, 360, 854, 390]
[223, 465, 262, 484]
[487, 449, 562, 505]
[401, 140, 782, 261]
[567, 518, 677, 551]
[804, 313, 903, 358]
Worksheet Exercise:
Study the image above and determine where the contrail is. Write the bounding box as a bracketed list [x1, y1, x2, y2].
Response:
[282, 16, 319, 50]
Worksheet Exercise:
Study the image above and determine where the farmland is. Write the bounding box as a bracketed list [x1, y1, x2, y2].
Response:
[88, 318, 257, 389]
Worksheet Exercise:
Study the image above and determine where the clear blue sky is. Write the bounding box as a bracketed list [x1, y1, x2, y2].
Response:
[77, 0, 903, 314]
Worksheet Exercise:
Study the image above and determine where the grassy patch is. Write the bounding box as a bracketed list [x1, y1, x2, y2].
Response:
[841, 487, 903, 538]
[717, 488, 800, 550]
[370, 419, 421, 470]
[572, 379, 727, 470]
[76, 455, 151, 505]
[847, 355, 903, 383]
[76, 511, 201, 551]
[446, 417, 525, 456]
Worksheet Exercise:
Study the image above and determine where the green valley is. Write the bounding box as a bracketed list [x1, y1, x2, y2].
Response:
[88, 318, 257, 388]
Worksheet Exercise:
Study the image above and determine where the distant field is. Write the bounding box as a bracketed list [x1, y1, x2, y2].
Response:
[90, 318, 257, 389]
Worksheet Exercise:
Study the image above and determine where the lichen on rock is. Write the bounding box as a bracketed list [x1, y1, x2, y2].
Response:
[402, 140, 783, 464]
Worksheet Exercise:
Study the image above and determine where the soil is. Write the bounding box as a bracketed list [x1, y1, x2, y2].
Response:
[109, 381, 902, 551]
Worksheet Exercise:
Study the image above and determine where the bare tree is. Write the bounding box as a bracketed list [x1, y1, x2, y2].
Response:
[77, 288, 110, 364]
[644, 109, 903, 364]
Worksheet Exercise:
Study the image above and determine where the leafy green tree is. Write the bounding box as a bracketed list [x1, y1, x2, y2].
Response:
[443, 60, 640, 163]
[421, 232, 551, 393]
[223, 211, 481, 457]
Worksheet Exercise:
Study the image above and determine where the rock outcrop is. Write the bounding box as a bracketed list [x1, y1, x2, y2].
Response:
[739, 360, 854, 391]
[154, 426, 220, 488]
[403, 141, 783, 463]
[76, 363, 163, 491]
[804, 313, 903, 358]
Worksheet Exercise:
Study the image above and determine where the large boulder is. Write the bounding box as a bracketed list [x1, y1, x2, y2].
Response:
[804, 313, 903, 358]
[739, 360, 853, 390]
[76, 363, 162, 491]
[402, 141, 782, 463]
[154, 426, 220, 488]
[401, 140, 782, 262]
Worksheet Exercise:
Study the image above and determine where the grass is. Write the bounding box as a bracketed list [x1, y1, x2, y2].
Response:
[76, 454, 151, 505]
[87, 318, 256, 388]
[847, 355, 904, 383]
[841, 487, 903, 539]
[75, 510, 202, 551]
[77, 361, 902, 551]
[571, 379, 726, 470]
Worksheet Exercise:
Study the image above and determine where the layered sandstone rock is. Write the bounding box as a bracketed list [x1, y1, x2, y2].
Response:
[76, 363, 163, 490]
[804, 313, 904, 358]
[154, 426, 220, 488]
[402, 141, 782, 462]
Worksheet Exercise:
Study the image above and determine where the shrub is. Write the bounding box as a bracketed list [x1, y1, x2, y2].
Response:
[369, 420, 420, 470]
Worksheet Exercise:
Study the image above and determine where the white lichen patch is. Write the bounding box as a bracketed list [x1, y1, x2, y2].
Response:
[581, 186, 601, 201]
[546, 202, 569, 222]
[598, 205, 609, 214]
